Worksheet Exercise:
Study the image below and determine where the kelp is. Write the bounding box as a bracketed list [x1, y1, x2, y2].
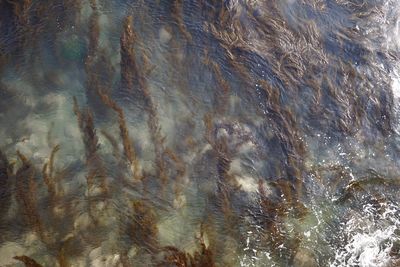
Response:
[120, 15, 169, 187]
[0, 150, 11, 217]
[335, 169, 400, 204]
[87, 0, 99, 61]
[171, 0, 192, 43]
[56, 243, 70, 267]
[156, 225, 215, 267]
[73, 97, 95, 156]
[13, 255, 43, 267]
[200, 114, 246, 264]
[215, 138, 236, 217]
[84, 0, 116, 118]
[6, 149, 75, 264]
[158, 243, 215, 267]
[205, 0, 391, 138]
[146, 107, 168, 188]
[271, 178, 308, 218]
[97, 90, 141, 181]
[4, 0, 60, 65]
[73, 100, 97, 160]
[127, 210, 216, 266]
[310, 164, 400, 206]
[128, 200, 159, 252]
[203, 114, 233, 213]
[73, 97, 108, 194]
[311, 164, 364, 191]
[257, 180, 287, 246]
[256, 179, 303, 264]
[3, 0, 34, 60]
[42, 144, 60, 202]
[15, 151, 44, 240]
[205, 8, 309, 203]
[48, 144, 59, 180]
[258, 80, 306, 199]
[0, 53, 7, 74]
[7, 0, 33, 27]
[61, 0, 83, 27]
[120, 15, 142, 92]
[163, 148, 186, 197]
[158, 246, 191, 267]
[0, 0, 398, 265]
[202, 53, 231, 114]
[203, 113, 251, 234]
[84, 0, 100, 83]
[73, 97, 108, 226]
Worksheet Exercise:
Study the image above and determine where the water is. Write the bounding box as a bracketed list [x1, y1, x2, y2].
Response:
[0, 0, 400, 266]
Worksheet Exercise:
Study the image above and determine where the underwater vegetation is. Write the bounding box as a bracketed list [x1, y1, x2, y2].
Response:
[0, 0, 400, 266]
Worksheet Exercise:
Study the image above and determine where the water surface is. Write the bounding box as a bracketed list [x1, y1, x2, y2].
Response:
[0, 0, 400, 266]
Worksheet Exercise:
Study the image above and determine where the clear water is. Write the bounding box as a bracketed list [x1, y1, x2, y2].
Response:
[0, 0, 400, 266]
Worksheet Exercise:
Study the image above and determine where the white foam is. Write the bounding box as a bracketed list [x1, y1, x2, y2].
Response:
[331, 203, 400, 267]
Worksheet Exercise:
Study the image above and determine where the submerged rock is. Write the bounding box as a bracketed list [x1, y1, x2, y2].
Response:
[0, 242, 26, 266]
[293, 248, 318, 267]
[159, 27, 172, 44]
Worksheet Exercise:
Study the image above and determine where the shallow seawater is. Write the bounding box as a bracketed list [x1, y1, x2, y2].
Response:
[0, 0, 400, 266]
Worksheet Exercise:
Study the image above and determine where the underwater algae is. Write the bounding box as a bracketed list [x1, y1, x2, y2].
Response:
[0, 0, 400, 266]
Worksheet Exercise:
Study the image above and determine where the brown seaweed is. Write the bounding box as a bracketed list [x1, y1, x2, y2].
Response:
[258, 178, 305, 264]
[157, 227, 215, 267]
[172, 0, 193, 43]
[73, 102, 98, 162]
[203, 114, 241, 223]
[6, 0, 47, 66]
[128, 200, 159, 252]
[202, 55, 231, 114]
[0, 1, 396, 265]
[207, 11, 310, 202]
[73, 97, 108, 194]
[13, 255, 43, 267]
[258, 80, 306, 199]
[57, 244, 69, 267]
[120, 15, 142, 92]
[97, 90, 140, 181]
[163, 148, 186, 197]
[257, 179, 297, 262]
[158, 243, 215, 267]
[87, 0, 99, 61]
[120, 15, 169, 187]
[42, 144, 60, 201]
[15, 151, 44, 240]
[335, 169, 400, 203]
[0, 150, 11, 217]
[73, 97, 108, 225]
[8, 0, 32, 28]
[146, 106, 168, 187]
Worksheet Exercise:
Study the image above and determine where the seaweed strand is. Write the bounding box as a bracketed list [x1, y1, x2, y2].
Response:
[15, 151, 44, 240]
[97, 90, 141, 181]
[13, 255, 43, 267]
[0, 150, 11, 217]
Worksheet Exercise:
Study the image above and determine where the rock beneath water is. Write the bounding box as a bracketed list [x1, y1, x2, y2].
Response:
[74, 212, 91, 231]
[0, 242, 26, 266]
[159, 27, 172, 44]
[293, 248, 318, 267]
[89, 247, 122, 267]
